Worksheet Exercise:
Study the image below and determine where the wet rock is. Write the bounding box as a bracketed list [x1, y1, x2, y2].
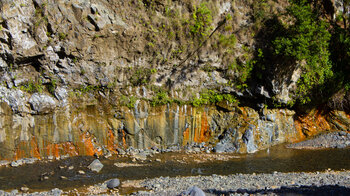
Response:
[11, 160, 24, 167]
[106, 178, 121, 189]
[242, 125, 257, 153]
[88, 159, 104, 172]
[29, 93, 57, 114]
[181, 186, 206, 196]
[0, 160, 10, 167]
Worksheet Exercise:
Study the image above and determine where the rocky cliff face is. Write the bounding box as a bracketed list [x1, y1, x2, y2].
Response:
[0, 0, 348, 160]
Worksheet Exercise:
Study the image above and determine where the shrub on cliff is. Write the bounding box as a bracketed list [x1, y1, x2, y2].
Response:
[273, 0, 333, 104]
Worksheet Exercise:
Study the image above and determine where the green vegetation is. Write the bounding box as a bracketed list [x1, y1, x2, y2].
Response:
[58, 32, 67, 41]
[20, 80, 44, 93]
[47, 78, 57, 95]
[150, 90, 172, 106]
[190, 3, 213, 40]
[120, 95, 137, 109]
[191, 90, 238, 107]
[272, 0, 333, 104]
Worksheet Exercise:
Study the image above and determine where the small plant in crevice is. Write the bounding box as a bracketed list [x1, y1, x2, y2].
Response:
[120, 95, 138, 109]
[47, 78, 57, 95]
[191, 90, 238, 107]
[20, 80, 44, 93]
[150, 90, 172, 107]
[189, 2, 213, 40]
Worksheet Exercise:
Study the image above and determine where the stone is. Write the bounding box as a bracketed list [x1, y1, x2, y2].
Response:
[23, 158, 38, 164]
[78, 170, 85, 175]
[133, 152, 147, 161]
[29, 93, 57, 114]
[88, 159, 104, 172]
[0, 160, 10, 167]
[0, 58, 7, 68]
[181, 186, 206, 196]
[117, 148, 126, 155]
[60, 176, 67, 180]
[11, 160, 24, 167]
[68, 166, 74, 170]
[106, 178, 120, 189]
[20, 187, 29, 192]
[50, 188, 63, 195]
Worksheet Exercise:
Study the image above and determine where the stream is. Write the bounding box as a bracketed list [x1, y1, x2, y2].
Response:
[0, 145, 350, 193]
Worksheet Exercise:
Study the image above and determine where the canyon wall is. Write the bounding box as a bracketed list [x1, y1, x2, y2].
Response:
[0, 0, 348, 160]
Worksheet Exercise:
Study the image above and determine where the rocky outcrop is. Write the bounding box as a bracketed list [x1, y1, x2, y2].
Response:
[0, 0, 348, 161]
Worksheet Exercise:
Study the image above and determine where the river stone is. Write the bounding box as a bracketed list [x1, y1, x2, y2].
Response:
[106, 178, 121, 189]
[88, 159, 104, 172]
[182, 186, 206, 196]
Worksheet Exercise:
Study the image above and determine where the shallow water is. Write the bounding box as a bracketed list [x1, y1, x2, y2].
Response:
[1, 145, 350, 193]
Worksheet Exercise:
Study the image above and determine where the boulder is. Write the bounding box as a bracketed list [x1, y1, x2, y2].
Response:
[106, 178, 120, 189]
[181, 186, 206, 196]
[29, 93, 56, 114]
[88, 159, 104, 172]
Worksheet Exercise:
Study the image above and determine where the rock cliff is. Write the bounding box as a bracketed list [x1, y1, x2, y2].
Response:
[0, 0, 349, 160]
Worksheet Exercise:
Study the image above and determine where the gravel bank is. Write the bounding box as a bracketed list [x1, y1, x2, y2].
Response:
[135, 170, 350, 195]
[287, 131, 350, 149]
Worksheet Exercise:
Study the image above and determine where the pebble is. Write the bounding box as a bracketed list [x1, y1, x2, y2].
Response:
[78, 170, 85, 174]
[60, 176, 67, 180]
[135, 171, 350, 195]
[20, 187, 29, 192]
[68, 166, 74, 170]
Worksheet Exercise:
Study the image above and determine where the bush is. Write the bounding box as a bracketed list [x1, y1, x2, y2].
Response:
[273, 0, 333, 104]
[190, 3, 213, 40]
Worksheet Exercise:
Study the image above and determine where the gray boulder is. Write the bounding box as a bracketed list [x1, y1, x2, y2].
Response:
[29, 93, 56, 114]
[106, 178, 120, 189]
[88, 159, 104, 172]
[182, 186, 206, 196]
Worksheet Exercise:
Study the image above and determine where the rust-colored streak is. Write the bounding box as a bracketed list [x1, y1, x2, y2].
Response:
[79, 132, 103, 156]
[122, 130, 127, 149]
[193, 112, 211, 143]
[107, 129, 118, 154]
[14, 142, 26, 160]
[199, 112, 211, 142]
[294, 120, 306, 142]
[30, 136, 41, 159]
[182, 128, 190, 145]
[295, 109, 333, 140]
[193, 128, 199, 143]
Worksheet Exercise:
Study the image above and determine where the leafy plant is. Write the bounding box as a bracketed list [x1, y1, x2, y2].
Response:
[273, 0, 333, 104]
[20, 80, 44, 93]
[190, 2, 213, 40]
[150, 91, 172, 106]
[120, 95, 137, 109]
[191, 90, 238, 107]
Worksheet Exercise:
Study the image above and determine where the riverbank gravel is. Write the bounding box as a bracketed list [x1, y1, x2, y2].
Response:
[287, 131, 350, 149]
[134, 170, 350, 195]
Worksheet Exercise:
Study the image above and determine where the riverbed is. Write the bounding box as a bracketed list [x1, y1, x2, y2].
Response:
[1, 144, 350, 194]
